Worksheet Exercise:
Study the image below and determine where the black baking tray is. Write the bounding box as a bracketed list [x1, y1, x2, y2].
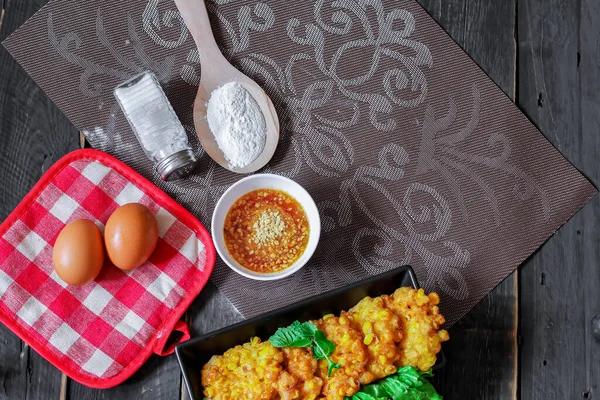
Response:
[176, 265, 440, 400]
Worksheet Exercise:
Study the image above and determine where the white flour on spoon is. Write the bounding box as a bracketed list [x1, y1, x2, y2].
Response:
[206, 82, 266, 169]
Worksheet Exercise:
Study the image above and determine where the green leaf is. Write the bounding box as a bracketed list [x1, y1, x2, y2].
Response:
[310, 330, 340, 377]
[361, 383, 390, 398]
[269, 322, 312, 348]
[289, 321, 316, 337]
[418, 369, 434, 379]
[415, 379, 443, 400]
[312, 330, 336, 360]
[327, 359, 342, 377]
[380, 377, 410, 399]
[394, 366, 422, 387]
[350, 392, 388, 400]
[269, 328, 299, 347]
[345, 367, 442, 400]
[269, 321, 341, 378]
[302, 321, 320, 335]
[290, 336, 313, 347]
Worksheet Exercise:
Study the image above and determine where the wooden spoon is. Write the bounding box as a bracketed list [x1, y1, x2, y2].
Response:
[174, 0, 280, 174]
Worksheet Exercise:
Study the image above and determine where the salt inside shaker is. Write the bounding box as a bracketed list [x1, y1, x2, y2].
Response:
[114, 72, 197, 180]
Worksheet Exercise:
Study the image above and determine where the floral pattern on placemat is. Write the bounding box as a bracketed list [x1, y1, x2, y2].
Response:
[2, 0, 596, 325]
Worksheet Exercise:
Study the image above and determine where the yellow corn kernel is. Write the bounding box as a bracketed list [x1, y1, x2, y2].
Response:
[251, 337, 260, 345]
[339, 315, 349, 325]
[385, 365, 396, 375]
[439, 330, 450, 341]
[338, 389, 345, 396]
[308, 381, 315, 389]
[363, 334, 374, 345]
[379, 355, 387, 364]
[323, 313, 334, 320]
[362, 321, 372, 333]
[227, 363, 236, 371]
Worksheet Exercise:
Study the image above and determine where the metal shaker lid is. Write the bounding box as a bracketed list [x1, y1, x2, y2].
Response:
[156, 149, 197, 181]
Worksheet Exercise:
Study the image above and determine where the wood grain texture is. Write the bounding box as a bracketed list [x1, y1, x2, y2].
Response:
[25, 349, 65, 400]
[188, 281, 243, 337]
[518, 0, 600, 398]
[416, 0, 519, 399]
[183, 282, 243, 400]
[0, 1, 186, 397]
[1, 0, 599, 399]
[0, 3, 5, 32]
[0, 326, 27, 400]
[0, 0, 79, 222]
[68, 355, 182, 400]
[0, 0, 77, 399]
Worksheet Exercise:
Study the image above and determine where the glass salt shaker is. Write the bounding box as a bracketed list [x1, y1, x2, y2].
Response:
[114, 72, 197, 181]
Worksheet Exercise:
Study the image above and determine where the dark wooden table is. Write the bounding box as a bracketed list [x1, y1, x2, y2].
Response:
[1, 0, 599, 399]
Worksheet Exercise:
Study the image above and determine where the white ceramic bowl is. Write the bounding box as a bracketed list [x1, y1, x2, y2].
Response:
[212, 174, 321, 281]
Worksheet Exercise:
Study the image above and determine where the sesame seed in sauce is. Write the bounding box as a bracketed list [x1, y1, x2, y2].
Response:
[223, 189, 309, 273]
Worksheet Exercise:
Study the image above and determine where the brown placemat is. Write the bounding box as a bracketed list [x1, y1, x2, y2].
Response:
[2, 0, 596, 326]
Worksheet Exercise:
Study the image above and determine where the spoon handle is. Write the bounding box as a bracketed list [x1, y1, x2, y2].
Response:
[174, 0, 222, 61]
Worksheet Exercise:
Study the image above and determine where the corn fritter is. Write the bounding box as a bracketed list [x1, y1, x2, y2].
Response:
[201, 288, 449, 399]
[277, 348, 323, 400]
[202, 337, 283, 400]
[313, 315, 367, 399]
[383, 287, 449, 371]
[347, 296, 403, 384]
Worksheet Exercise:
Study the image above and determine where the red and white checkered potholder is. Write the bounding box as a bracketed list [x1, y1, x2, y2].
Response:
[0, 149, 215, 388]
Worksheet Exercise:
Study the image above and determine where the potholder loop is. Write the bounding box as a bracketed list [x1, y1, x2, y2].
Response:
[153, 319, 191, 356]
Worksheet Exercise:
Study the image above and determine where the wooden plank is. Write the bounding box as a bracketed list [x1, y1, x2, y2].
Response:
[26, 350, 66, 400]
[416, 0, 519, 398]
[0, 0, 81, 218]
[181, 282, 243, 398]
[59, 374, 68, 400]
[518, 0, 600, 398]
[0, 5, 5, 32]
[0, 0, 78, 399]
[172, 280, 242, 399]
[0, 325, 27, 400]
[68, 355, 182, 400]
[0, 1, 186, 397]
[188, 280, 243, 336]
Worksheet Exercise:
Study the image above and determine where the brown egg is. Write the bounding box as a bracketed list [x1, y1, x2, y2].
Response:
[104, 203, 159, 271]
[52, 219, 105, 286]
